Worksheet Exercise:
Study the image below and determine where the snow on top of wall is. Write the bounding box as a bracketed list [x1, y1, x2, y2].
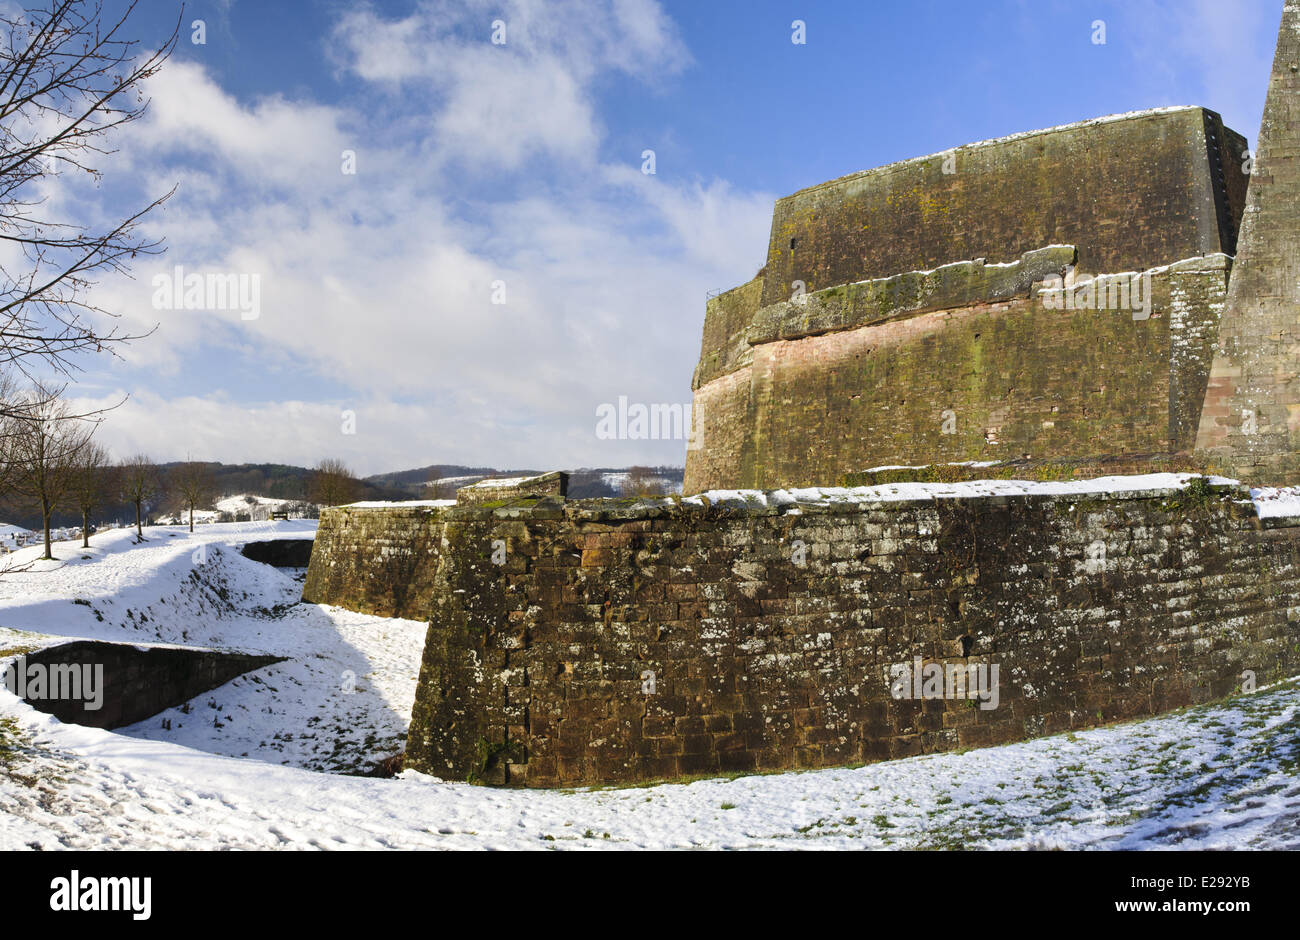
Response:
[345, 500, 455, 509]
[1250, 487, 1300, 520]
[683, 474, 1242, 510]
[425, 475, 484, 487]
[464, 476, 533, 489]
[333, 474, 1300, 523]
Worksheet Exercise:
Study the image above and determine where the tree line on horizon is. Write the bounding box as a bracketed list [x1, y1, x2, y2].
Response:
[0, 422, 374, 559]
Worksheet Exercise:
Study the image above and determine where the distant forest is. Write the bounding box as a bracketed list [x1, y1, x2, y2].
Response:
[0, 462, 685, 530]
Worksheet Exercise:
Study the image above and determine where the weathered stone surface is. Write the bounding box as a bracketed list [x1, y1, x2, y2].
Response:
[685, 105, 1250, 493]
[372, 482, 1300, 788]
[301, 503, 448, 619]
[685, 256, 1232, 492]
[757, 107, 1245, 310]
[742, 246, 1078, 353]
[1196, 3, 1300, 484]
[457, 471, 569, 504]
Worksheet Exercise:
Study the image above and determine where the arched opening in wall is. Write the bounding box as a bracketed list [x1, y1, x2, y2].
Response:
[960, 634, 974, 658]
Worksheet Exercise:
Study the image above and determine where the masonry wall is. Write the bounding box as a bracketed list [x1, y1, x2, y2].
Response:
[757, 107, 1246, 309]
[392, 484, 1300, 788]
[685, 255, 1232, 493]
[1196, 3, 1300, 485]
[301, 504, 449, 619]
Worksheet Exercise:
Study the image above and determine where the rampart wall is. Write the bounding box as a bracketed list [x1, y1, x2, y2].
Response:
[686, 253, 1232, 492]
[755, 107, 1246, 309]
[304, 480, 1300, 788]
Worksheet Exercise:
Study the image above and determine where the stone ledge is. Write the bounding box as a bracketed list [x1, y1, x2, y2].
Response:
[457, 471, 568, 505]
[746, 245, 1078, 349]
[420, 474, 1250, 524]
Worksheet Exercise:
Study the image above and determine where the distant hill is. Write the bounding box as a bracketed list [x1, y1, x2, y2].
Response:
[366, 465, 685, 499]
[0, 461, 407, 531]
[364, 464, 504, 490]
[0, 461, 685, 530]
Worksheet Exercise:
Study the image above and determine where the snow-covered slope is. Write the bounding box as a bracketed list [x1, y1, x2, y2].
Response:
[2, 673, 1297, 850]
[0, 522, 426, 773]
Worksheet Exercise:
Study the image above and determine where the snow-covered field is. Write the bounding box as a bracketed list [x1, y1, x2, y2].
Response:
[0, 522, 426, 776]
[0, 514, 1297, 850]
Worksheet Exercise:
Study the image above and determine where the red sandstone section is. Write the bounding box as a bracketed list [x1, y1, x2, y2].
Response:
[1196, 3, 1300, 484]
[685, 258, 1232, 492]
[391, 480, 1300, 788]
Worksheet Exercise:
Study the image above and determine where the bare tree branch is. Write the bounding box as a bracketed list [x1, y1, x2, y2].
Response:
[0, 0, 179, 380]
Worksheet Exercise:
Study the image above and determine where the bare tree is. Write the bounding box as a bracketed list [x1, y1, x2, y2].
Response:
[5, 387, 93, 558]
[621, 466, 667, 497]
[308, 458, 359, 508]
[0, 1, 179, 382]
[68, 438, 111, 547]
[119, 452, 159, 540]
[170, 459, 214, 532]
[427, 479, 458, 500]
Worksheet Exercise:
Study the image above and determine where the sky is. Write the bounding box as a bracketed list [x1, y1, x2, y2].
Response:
[36, 0, 1286, 476]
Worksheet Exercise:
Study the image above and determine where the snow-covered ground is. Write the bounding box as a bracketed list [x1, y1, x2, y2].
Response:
[0, 522, 426, 774]
[1250, 485, 1300, 520]
[0, 494, 1297, 850]
[2, 671, 1297, 850]
[213, 494, 294, 515]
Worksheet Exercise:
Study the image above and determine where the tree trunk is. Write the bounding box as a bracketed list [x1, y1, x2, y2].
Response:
[135, 500, 143, 539]
[82, 510, 91, 548]
[41, 501, 53, 560]
[189, 505, 194, 533]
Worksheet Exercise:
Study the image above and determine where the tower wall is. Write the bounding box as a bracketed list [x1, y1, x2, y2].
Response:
[687, 108, 1250, 492]
[1196, 3, 1300, 484]
[757, 108, 1245, 310]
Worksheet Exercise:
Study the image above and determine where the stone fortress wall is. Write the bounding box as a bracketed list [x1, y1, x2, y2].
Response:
[1197, 1, 1300, 484]
[301, 5, 1300, 788]
[306, 480, 1300, 787]
[685, 107, 1250, 493]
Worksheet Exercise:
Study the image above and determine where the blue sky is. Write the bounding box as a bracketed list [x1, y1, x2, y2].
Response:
[62, 0, 1283, 475]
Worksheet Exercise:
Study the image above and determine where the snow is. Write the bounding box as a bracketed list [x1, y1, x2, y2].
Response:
[602, 471, 683, 495]
[1250, 486, 1300, 520]
[156, 508, 222, 526]
[0, 478, 1297, 850]
[464, 476, 532, 488]
[214, 494, 292, 514]
[0, 521, 427, 774]
[2, 668, 1298, 849]
[425, 475, 485, 487]
[682, 473, 1243, 510]
[345, 500, 454, 509]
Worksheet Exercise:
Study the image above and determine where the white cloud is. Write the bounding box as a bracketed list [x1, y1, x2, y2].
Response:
[329, 0, 689, 172]
[57, 2, 771, 475]
[135, 61, 352, 188]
